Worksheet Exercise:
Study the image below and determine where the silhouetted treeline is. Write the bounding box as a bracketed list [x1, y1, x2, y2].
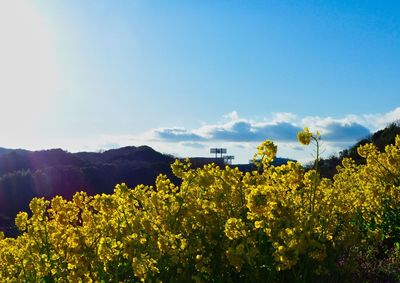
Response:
[316, 122, 400, 179]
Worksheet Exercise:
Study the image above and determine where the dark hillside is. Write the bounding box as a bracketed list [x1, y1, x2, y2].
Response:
[0, 149, 83, 176]
[0, 146, 176, 236]
[318, 122, 400, 178]
[75, 146, 173, 164]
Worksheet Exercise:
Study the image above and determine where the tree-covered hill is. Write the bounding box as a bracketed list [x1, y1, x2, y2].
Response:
[317, 122, 400, 178]
[0, 146, 176, 235]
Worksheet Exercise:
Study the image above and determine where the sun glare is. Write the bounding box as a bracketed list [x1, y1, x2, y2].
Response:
[0, 0, 58, 133]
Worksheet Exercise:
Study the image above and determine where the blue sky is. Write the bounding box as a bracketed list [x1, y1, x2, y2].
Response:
[0, 0, 399, 163]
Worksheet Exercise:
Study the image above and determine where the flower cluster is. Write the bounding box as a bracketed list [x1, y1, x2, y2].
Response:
[0, 131, 399, 281]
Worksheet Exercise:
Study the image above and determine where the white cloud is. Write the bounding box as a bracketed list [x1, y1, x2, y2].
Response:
[153, 114, 373, 143]
[223, 111, 240, 121]
[363, 107, 400, 130]
[271, 112, 297, 124]
[146, 107, 400, 163]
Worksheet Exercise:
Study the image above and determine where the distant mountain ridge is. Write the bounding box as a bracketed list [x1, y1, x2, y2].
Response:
[0, 147, 28, 156]
[0, 146, 173, 175]
[0, 145, 177, 236]
[75, 146, 171, 164]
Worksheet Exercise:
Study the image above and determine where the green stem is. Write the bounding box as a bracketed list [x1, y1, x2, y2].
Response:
[311, 137, 320, 215]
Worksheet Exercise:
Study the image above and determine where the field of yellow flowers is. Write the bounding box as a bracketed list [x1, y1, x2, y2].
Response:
[1, 129, 400, 282]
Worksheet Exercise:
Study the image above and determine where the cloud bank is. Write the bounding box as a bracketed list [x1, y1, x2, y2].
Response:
[47, 108, 399, 164]
[151, 108, 400, 144]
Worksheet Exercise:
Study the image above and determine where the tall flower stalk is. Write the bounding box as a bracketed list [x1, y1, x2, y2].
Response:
[297, 127, 321, 214]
